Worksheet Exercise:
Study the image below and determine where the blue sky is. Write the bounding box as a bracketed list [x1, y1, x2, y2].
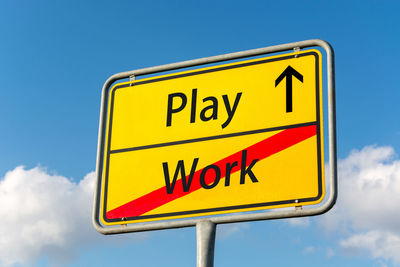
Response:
[1, 1, 400, 266]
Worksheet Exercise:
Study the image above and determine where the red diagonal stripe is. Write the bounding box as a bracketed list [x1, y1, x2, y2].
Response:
[106, 125, 317, 219]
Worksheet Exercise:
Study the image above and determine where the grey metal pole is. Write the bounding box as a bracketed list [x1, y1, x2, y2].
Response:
[196, 220, 216, 267]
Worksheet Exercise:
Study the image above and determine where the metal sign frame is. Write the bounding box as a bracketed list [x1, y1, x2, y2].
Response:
[92, 39, 336, 235]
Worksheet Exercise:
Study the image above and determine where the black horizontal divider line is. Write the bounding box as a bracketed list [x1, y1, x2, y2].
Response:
[110, 121, 317, 154]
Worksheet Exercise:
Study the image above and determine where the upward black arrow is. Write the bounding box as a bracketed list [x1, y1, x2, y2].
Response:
[275, 65, 303, 113]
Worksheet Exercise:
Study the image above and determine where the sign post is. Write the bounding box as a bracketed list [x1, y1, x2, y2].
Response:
[93, 39, 336, 266]
[197, 220, 216, 267]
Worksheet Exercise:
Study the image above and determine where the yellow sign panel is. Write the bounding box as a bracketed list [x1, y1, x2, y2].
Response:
[100, 49, 324, 225]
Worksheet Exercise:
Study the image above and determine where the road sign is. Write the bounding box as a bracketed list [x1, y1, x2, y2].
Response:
[97, 48, 325, 226]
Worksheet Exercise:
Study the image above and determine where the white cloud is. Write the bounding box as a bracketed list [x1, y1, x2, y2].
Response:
[0, 166, 146, 266]
[340, 231, 400, 262]
[318, 145, 400, 264]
